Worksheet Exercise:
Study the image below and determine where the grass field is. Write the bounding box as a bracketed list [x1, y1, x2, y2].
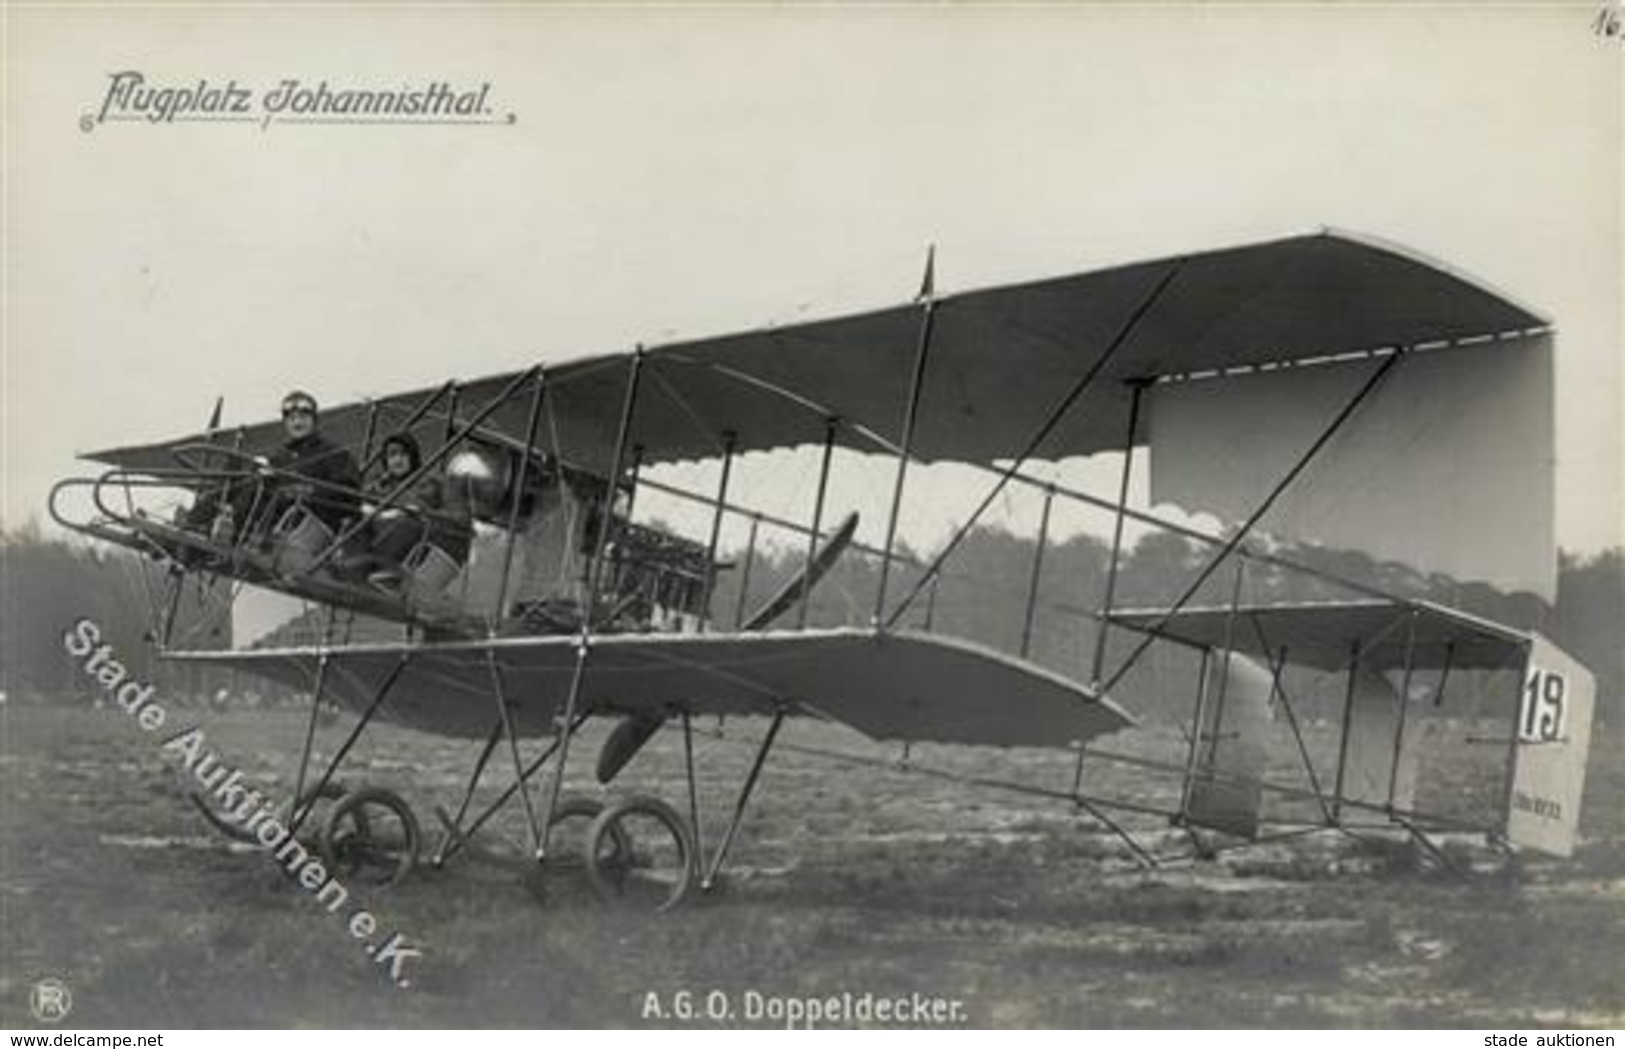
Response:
[2, 701, 1621, 1028]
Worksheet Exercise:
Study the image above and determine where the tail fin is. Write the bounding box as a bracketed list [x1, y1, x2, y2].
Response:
[1503, 633, 1595, 857]
[1183, 652, 1274, 839]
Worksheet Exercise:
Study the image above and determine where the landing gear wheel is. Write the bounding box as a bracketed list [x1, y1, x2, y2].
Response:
[517, 795, 634, 904]
[585, 794, 695, 913]
[320, 786, 420, 888]
[546, 794, 633, 868]
[286, 780, 357, 843]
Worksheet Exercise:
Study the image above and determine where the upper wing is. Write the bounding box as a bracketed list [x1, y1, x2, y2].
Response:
[85, 232, 1541, 478]
[170, 627, 1134, 748]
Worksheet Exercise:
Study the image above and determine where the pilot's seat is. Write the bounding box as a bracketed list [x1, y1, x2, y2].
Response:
[270, 504, 337, 577]
[400, 539, 463, 600]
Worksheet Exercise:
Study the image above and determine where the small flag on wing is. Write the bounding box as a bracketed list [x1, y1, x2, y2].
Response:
[917, 244, 936, 301]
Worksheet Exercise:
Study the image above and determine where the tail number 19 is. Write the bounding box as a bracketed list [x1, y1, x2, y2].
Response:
[1519, 668, 1567, 743]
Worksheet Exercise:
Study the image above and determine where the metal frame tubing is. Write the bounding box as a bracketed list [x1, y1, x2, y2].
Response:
[1090, 379, 1149, 685]
[443, 384, 461, 443]
[286, 654, 410, 837]
[699, 432, 737, 628]
[1075, 795, 1159, 869]
[702, 710, 785, 890]
[1259, 642, 1335, 823]
[1019, 484, 1055, 659]
[689, 712, 1494, 848]
[683, 712, 704, 867]
[288, 605, 339, 822]
[106, 474, 163, 638]
[1435, 642, 1457, 708]
[539, 637, 593, 859]
[357, 401, 381, 470]
[518, 349, 644, 862]
[289, 651, 332, 824]
[492, 370, 548, 625]
[873, 299, 938, 625]
[884, 266, 1184, 630]
[485, 648, 544, 859]
[628, 473, 923, 574]
[733, 514, 761, 629]
[1205, 557, 1248, 772]
[1072, 746, 1163, 870]
[434, 709, 590, 865]
[1385, 609, 1421, 812]
[431, 718, 506, 865]
[1393, 815, 1458, 870]
[1330, 640, 1362, 823]
[313, 367, 544, 574]
[1081, 734, 1489, 834]
[1069, 738, 1088, 801]
[703, 718, 1174, 823]
[584, 350, 646, 623]
[1100, 348, 1408, 695]
[1177, 647, 1213, 820]
[1002, 463, 1401, 609]
[624, 445, 644, 523]
[799, 418, 838, 628]
[159, 570, 187, 650]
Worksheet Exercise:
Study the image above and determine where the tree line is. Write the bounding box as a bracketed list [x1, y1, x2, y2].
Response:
[3, 519, 1618, 725]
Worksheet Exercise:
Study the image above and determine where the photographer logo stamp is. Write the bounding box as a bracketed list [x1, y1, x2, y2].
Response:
[29, 978, 73, 1024]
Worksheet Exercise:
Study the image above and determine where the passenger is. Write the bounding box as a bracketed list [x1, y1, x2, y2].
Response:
[364, 431, 472, 588]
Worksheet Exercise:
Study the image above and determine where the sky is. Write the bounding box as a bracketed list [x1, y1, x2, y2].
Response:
[4, 4, 1621, 566]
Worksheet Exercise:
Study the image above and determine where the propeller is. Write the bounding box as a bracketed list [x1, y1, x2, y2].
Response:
[595, 511, 860, 784]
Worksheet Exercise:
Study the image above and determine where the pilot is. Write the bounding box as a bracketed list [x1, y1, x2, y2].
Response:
[363, 430, 472, 586]
[258, 390, 362, 538]
[176, 390, 356, 551]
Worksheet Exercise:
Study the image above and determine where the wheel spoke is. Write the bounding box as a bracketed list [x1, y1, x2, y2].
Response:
[585, 795, 694, 912]
[318, 786, 420, 888]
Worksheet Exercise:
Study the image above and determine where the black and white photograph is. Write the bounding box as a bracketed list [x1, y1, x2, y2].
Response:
[2, 1, 1621, 1032]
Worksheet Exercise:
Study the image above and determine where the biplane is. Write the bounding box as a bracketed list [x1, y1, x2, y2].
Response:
[50, 229, 1597, 910]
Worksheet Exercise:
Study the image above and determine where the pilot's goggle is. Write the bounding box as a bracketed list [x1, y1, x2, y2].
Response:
[281, 393, 318, 418]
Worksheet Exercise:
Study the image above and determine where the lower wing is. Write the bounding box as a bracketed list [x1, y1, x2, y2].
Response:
[170, 627, 1134, 748]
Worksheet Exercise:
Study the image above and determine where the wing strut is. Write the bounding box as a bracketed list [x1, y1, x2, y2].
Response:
[486, 648, 545, 860]
[883, 259, 1184, 629]
[286, 653, 411, 838]
[1100, 347, 1407, 695]
[433, 708, 592, 867]
[430, 718, 506, 867]
[541, 637, 594, 860]
[701, 710, 785, 891]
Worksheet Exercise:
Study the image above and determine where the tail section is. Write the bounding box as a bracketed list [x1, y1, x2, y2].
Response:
[1503, 633, 1595, 857]
[1182, 652, 1274, 839]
